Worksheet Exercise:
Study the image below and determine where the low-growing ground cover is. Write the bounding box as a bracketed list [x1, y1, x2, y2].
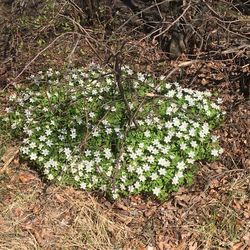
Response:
[2, 65, 224, 200]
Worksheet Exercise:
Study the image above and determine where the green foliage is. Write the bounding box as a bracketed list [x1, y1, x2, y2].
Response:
[2, 65, 224, 200]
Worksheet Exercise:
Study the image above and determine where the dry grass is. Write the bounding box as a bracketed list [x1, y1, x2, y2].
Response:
[0, 174, 133, 250]
[193, 173, 250, 249]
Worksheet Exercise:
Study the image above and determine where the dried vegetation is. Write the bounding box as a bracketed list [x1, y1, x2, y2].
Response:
[0, 0, 249, 249]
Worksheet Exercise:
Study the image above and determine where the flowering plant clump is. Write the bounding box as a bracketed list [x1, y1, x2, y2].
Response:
[2, 65, 224, 200]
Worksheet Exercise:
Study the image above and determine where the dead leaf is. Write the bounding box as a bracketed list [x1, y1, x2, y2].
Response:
[243, 232, 250, 244]
[188, 241, 198, 250]
[0, 216, 10, 233]
[201, 78, 209, 85]
[18, 171, 36, 183]
[55, 193, 66, 203]
[0, 146, 19, 174]
[34, 229, 44, 246]
[13, 207, 23, 218]
[231, 242, 244, 250]
[157, 241, 174, 250]
[115, 202, 129, 211]
[144, 206, 157, 217]
[146, 246, 155, 250]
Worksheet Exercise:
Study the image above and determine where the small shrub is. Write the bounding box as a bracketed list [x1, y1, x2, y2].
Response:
[2, 65, 224, 200]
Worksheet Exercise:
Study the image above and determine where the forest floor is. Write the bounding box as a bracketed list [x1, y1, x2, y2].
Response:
[0, 1, 249, 249]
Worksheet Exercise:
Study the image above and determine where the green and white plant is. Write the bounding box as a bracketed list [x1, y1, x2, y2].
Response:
[2, 64, 224, 200]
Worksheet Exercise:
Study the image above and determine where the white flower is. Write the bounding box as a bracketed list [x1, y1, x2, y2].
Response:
[211, 149, 219, 157]
[85, 150, 91, 157]
[114, 127, 120, 133]
[147, 155, 155, 163]
[130, 152, 137, 160]
[45, 129, 52, 136]
[173, 117, 180, 127]
[128, 165, 134, 172]
[41, 149, 49, 156]
[199, 131, 206, 138]
[172, 176, 179, 185]
[106, 128, 112, 134]
[70, 131, 76, 139]
[152, 187, 161, 196]
[128, 185, 135, 193]
[50, 159, 58, 168]
[58, 135, 65, 141]
[166, 107, 174, 115]
[111, 106, 117, 112]
[176, 132, 183, 138]
[151, 148, 159, 155]
[136, 167, 144, 175]
[180, 143, 187, 150]
[176, 171, 184, 178]
[29, 142, 36, 149]
[188, 151, 195, 158]
[95, 156, 101, 163]
[74, 175, 80, 181]
[127, 69, 133, 75]
[64, 147, 72, 157]
[180, 121, 188, 131]
[112, 193, 119, 199]
[189, 128, 196, 137]
[177, 161, 186, 170]
[211, 135, 219, 142]
[202, 123, 210, 135]
[191, 141, 198, 148]
[38, 156, 44, 162]
[46, 140, 53, 147]
[158, 158, 170, 167]
[159, 168, 166, 175]
[217, 98, 223, 104]
[153, 139, 160, 146]
[167, 89, 175, 98]
[80, 182, 87, 189]
[137, 72, 145, 81]
[143, 164, 150, 171]
[26, 129, 33, 136]
[139, 175, 146, 182]
[165, 121, 173, 129]
[161, 147, 170, 154]
[102, 119, 109, 125]
[150, 172, 158, 180]
[193, 122, 199, 128]
[48, 174, 54, 180]
[86, 164, 92, 173]
[187, 158, 195, 164]
[147, 145, 154, 153]
[104, 148, 112, 159]
[165, 83, 171, 89]
[144, 130, 151, 138]
[30, 152, 37, 160]
[39, 135, 46, 142]
[92, 130, 99, 137]
[120, 183, 126, 190]
[134, 181, 140, 189]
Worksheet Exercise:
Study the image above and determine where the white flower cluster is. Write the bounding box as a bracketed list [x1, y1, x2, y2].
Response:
[4, 65, 224, 200]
